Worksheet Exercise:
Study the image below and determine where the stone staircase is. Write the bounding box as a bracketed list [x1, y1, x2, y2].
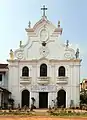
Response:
[31, 109, 49, 116]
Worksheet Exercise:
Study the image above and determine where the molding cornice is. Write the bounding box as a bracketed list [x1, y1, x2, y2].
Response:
[7, 58, 81, 63]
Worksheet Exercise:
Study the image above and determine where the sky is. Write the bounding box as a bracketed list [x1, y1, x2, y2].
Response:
[0, 0, 87, 81]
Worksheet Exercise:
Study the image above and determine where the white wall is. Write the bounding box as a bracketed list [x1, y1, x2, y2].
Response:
[48, 92, 57, 108]
[7, 59, 80, 108]
[7, 17, 81, 108]
[30, 92, 39, 108]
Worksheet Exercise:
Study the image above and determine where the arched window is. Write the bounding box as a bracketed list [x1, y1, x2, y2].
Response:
[40, 64, 47, 77]
[58, 66, 65, 76]
[22, 66, 29, 76]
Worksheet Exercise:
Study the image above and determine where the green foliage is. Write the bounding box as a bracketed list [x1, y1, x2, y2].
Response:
[30, 97, 36, 111]
[80, 89, 87, 104]
[31, 97, 35, 104]
[8, 98, 14, 109]
[0, 110, 32, 116]
[49, 109, 87, 117]
[8, 98, 14, 104]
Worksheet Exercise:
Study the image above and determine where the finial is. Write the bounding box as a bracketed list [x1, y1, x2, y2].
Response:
[66, 40, 69, 47]
[20, 41, 22, 48]
[41, 5, 47, 17]
[10, 49, 14, 60]
[28, 21, 31, 28]
[58, 20, 60, 27]
[75, 48, 79, 59]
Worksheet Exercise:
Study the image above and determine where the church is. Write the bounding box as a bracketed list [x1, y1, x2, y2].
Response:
[0, 6, 81, 108]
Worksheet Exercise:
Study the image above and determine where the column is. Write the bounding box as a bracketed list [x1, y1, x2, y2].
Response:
[32, 64, 37, 84]
[51, 64, 55, 84]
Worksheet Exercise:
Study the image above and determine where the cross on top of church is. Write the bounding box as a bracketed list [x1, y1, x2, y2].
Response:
[41, 5, 47, 17]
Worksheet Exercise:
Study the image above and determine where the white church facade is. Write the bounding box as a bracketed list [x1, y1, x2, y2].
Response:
[0, 6, 81, 108]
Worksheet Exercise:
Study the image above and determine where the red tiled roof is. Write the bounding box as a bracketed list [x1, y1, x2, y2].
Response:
[0, 64, 8, 69]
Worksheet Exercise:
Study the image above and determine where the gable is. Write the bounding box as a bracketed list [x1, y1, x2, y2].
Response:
[8, 16, 76, 61]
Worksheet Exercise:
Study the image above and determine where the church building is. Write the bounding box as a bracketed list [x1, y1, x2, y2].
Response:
[1, 6, 81, 108]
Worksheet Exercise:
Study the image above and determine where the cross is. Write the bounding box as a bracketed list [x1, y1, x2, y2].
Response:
[41, 5, 47, 17]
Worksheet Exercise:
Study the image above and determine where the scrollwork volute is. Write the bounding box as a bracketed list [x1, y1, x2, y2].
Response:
[15, 49, 24, 60]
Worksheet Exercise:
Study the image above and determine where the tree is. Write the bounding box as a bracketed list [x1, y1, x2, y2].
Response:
[80, 89, 87, 104]
[30, 97, 36, 111]
[31, 97, 35, 106]
[8, 98, 14, 109]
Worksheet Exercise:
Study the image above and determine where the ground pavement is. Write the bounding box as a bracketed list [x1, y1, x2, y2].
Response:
[0, 116, 86, 120]
[0, 109, 87, 120]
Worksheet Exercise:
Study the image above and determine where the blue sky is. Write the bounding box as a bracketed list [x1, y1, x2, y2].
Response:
[0, 0, 87, 80]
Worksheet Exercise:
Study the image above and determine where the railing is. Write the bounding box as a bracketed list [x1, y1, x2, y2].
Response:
[37, 76, 50, 85]
[56, 76, 68, 84]
[20, 76, 32, 84]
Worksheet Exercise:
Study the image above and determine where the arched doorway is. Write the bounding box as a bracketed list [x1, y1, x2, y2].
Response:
[57, 89, 66, 108]
[22, 90, 30, 107]
[40, 63, 47, 76]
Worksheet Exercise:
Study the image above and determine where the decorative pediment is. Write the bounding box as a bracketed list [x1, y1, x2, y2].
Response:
[25, 17, 63, 38]
[33, 17, 55, 30]
[7, 5, 79, 62]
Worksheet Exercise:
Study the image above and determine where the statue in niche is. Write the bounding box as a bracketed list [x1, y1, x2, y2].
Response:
[40, 29, 48, 42]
